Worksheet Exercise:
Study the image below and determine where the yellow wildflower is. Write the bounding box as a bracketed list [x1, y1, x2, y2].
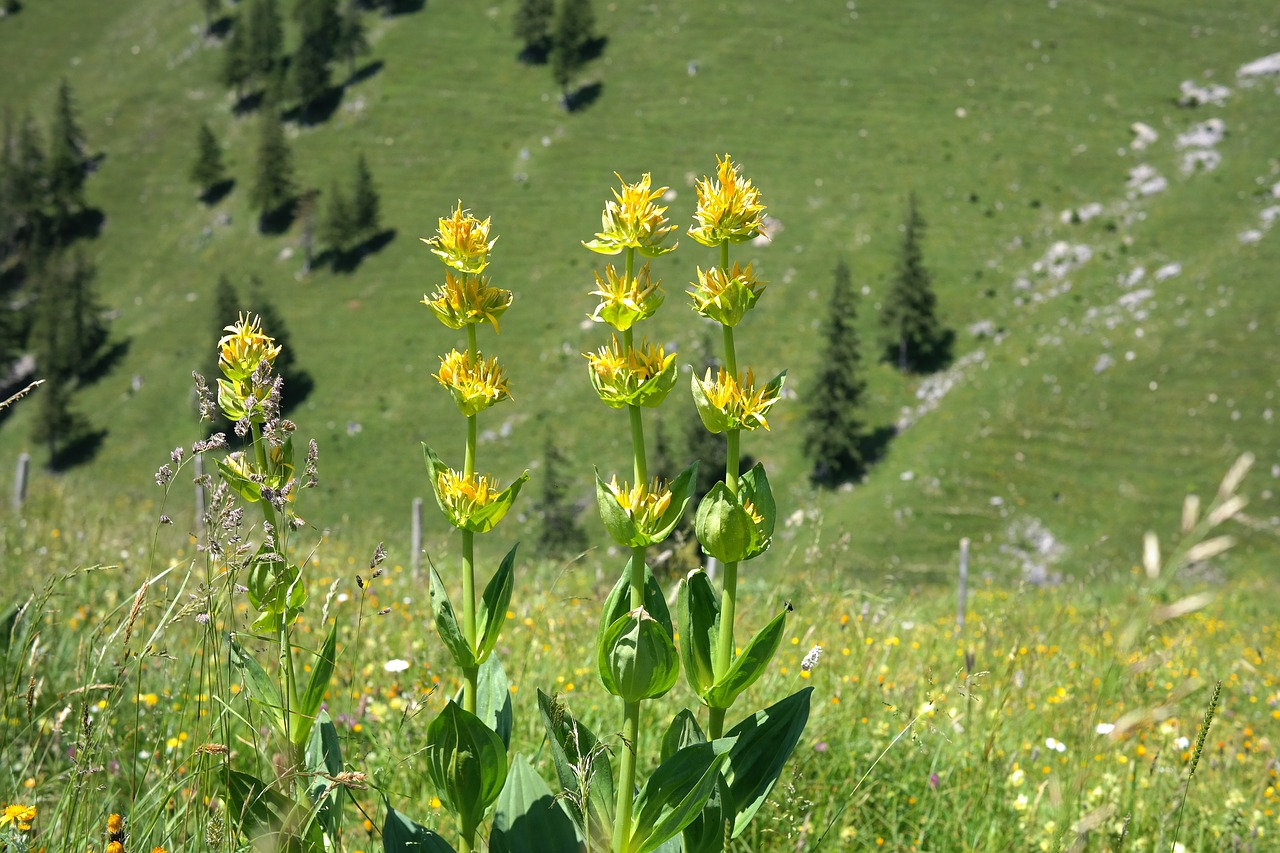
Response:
[437, 469, 500, 521]
[434, 349, 511, 417]
[688, 262, 766, 327]
[421, 202, 496, 274]
[588, 263, 664, 331]
[605, 476, 674, 531]
[583, 173, 678, 256]
[688, 154, 767, 246]
[693, 367, 784, 432]
[422, 271, 513, 332]
[584, 336, 677, 409]
[218, 313, 281, 382]
[0, 803, 35, 831]
[107, 843, 124, 853]
[107, 812, 125, 838]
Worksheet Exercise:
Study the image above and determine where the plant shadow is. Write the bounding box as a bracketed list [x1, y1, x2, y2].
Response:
[565, 81, 604, 113]
[317, 228, 397, 273]
[50, 427, 108, 472]
[345, 59, 384, 87]
[258, 199, 297, 235]
[284, 86, 344, 126]
[79, 338, 131, 387]
[200, 178, 236, 206]
[232, 90, 265, 116]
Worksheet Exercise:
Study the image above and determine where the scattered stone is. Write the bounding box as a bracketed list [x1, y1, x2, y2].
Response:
[1239, 229, 1264, 244]
[1126, 164, 1167, 197]
[1000, 516, 1065, 585]
[1031, 241, 1093, 279]
[1154, 262, 1182, 281]
[1120, 266, 1145, 288]
[896, 349, 987, 430]
[1181, 149, 1221, 174]
[278, 247, 294, 261]
[1175, 118, 1225, 149]
[1238, 52, 1280, 79]
[968, 319, 996, 337]
[1059, 201, 1103, 224]
[1260, 206, 1280, 227]
[1093, 353, 1115, 373]
[1129, 122, 1158, 150]
[1178, 80, 1231, 107]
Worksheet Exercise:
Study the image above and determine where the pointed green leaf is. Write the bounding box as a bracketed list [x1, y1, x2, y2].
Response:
[597, 608, 680, 703]
[691, 373, 728, 434]
[422, 442, 451, 518]
[305, 711, 344, 839]
[683, 770, 732, 853]
[224, 769, 323, 852]
[491, 754, 582, 853]
[629, 740, 733, 853]
[738, 463, 775, 561]
[598, 555, 673, 639]
[660, 710, 707, 763]
[595, 468, 639, 544]
[723, 688, 812, 837]
[456, 653, 514, 750]
[296, 621, 338, 747]
[632, 353, 679, 409]
[703, 607, 788, 710]
[677, 570, 720, 700]
[537, 689, 614, 845]
[465, 471, 530, 533]
[216, 454, 262, 503]
[228, 634, 285, 737]
[426, 701, 508, 842]
[382, 803, 456, 853]
[476, 544, 518, 664]
[429, 567, 477, 670]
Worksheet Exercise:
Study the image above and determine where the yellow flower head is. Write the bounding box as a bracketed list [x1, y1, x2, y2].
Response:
[689, 154, 767, 247]
[589, 263, 664, 331]
[434, 349, 511, 417]
[688, 262, 766, 327]
[584, 173, 678, 256]
[422, 271, 513, 332]
[421, 202, 496, 274]
[107, 842, 124, 853]
[695, 367, 783, 432]
[107, 812, 125, 838]
[584, 336, 677, 409]
[0, 803, 35, 832]
[436, 468, 503, 520]
[605, 475, 675, 532]
[218, 313, 282, 382]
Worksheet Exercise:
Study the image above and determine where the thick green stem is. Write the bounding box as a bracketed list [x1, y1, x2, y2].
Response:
[613, 699, 641, 853]
[722, 324, 738, 378]
[461, 530, 478, 713]
[709, 559, 738, 740]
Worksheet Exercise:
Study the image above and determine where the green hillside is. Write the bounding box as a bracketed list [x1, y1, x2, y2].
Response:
[2, 0, 1277, 580]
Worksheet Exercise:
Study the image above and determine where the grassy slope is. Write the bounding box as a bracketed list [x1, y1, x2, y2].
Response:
[0, 0, 1276, 580]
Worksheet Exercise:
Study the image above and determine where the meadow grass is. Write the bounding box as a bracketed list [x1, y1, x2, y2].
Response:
[1, 478, 1276, 850]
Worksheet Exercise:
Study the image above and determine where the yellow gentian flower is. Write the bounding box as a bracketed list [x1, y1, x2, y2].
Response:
[583, 173, 678, 256]
[421, 202, 496, 274]
[693, 367, 784, 432]
[688, 262, 766, 327]
[422, 271, 513, 332]
[584, 336, 677, 409]
[606, 476, 674, 532]
[434, 349, 511, 417]
[218, 313, 281, 382]
[0, 803, 35, 831]
[589, 263, 664, 331]
[688, 154, 767, 247]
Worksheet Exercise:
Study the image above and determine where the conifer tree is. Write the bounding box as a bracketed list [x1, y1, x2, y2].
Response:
[249, 106, 294, 226]
[536, 432, 588, 557]
[335, 0, 370, 77]
[30, 373, 88, 467]
[513, 0, 554, 61]
[189, 121, 227, 198]
[47, 80, 87, 219]
[805, 259, 869, 485]
[881, 193, 948, 372]
[319, 179, 352, 262]
[221, 15, 253, 98]
[247, 0, 284, 82]
[30, 252, 106, 383]
[549, 0, 594, 101]
[350, 153, 379, 239]
[291, 0, 339, 115]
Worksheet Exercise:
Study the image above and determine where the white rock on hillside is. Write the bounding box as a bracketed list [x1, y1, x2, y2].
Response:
[1129, 122, 1158, 150]
[1178, 80, 1231, 107]
[1176, 118, 1225, 149]
[1238, 52, 1280, 79]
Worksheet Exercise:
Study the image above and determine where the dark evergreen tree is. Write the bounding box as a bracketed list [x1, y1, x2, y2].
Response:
[291, 0, 339, 115]
[0, 113, 17, 260]
[805, 259, 869, 485]
[881, 194, 948, 372]
[30, 373, 88, 467]
[350, 153, 379, 239]
[536, 432, 588, 558]
[514, 0, 554, 62]
[335, 0, 370, 78]
[249, 106, 295, 226]
[220, 14, 254, 98]
[319, 179, 352, 261]
[246, 0, 285, 82]
[29, 252, 106, 383]
[189, 121, 227, 197]
[549, 0, 594, 101]
[47, 80, 87, 219]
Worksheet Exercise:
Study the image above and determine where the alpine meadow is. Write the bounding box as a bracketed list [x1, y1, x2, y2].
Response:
[1, 0, 1278, 851]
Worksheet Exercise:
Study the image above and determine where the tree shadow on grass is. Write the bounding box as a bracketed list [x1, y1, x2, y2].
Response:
[284, 86, 344, 126]
[317, 228, 397, 274]
[79, 338, 131, 387]
[565, 81, 604, 113]
[379, 0, 423, 16]
[232, 90, 265, 116]
[581, 35, 609, 62]
[57, 207, 105, 243]
[882, 329, 957, 374]
[860, 424, 898, 468]
[50, 427, 107, 472]
[258, 199, 297, 235]
[207, 15, 234, 39]
[200, 178, 235, 206]
[345, 59, 384, 87]
[809, 424, 899, 489]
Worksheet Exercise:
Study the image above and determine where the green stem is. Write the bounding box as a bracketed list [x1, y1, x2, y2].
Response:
[710, 306, 741, 740]
[613, 699, 641, 853]
[719, 240, 729, 274]
[462, 530, 478, 713]
[721, 324, 738, 378]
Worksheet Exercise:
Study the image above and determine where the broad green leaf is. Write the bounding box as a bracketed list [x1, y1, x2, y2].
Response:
[629, 740, 733, 853]
[594, 468, 639, 545]
[594, 463, 698, 548]
[476, 544, 518, 664]
[216, 453, 262, 503]
[305, 711, 344, 839]
[598, 556, 673, 640]
[228, 634, 284, 737]
[382, 804, 456, 853]
[224, 769, 324, 852]
[0, 602, 24, 660]
[660, 710, 707, 763]
[597, 608, 680, 703]
[490, 754, 582, 853]
[632, 353, 679, 409]
[455, 653, 514, 750]
[429, 567, 476, 670]
[703, 607, 788, 710]
[296, 621, 338, 747]
[677, 571, 719, 698]
[723, 687, 812, 837]
[691, 373, 728, 435]
[737, 463, 776, 561]
[682, 770, 732, 853]
[426, 701, 508, 842]
[464, 471, 530, 533]
[537, 689, 614, 845]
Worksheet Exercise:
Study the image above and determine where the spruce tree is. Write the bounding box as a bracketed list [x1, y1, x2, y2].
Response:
[30, 373, 87, 467]
[549, 0, 594, 101]
[805, 259, 869, 485]
[335, 0, 371, 78]
[536, 432, 588, 557]
[514, 0, 554, 61]
[350, 153, 379, 239]
[320, 179, 352, 261]
[30, 252, 106, 383]
[47, 80, 87, 220]
[249, 106, 294, 226]
[881, 194, 947, 372]
[189, 121, 227, 197]
[291, 0, 339, 115]
[221, 14, 253, 98]
[247, 0, 285, 83]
